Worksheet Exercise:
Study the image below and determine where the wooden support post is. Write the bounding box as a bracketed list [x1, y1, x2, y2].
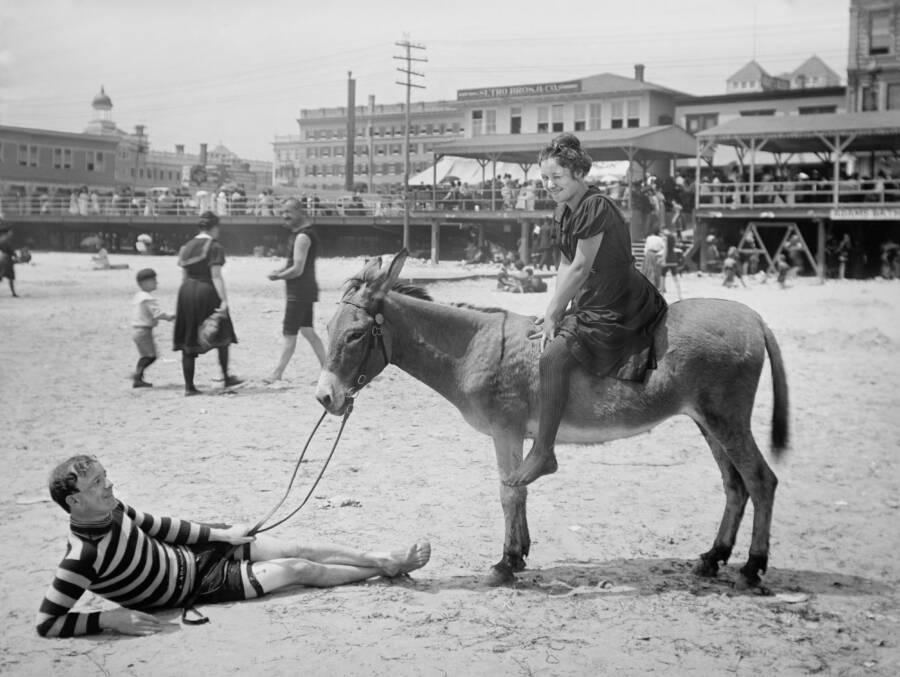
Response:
[817, 219, 826, 283]
[520, 221, 531, 265]
[491, 158, 498, 210]
[432, 153, 440, 210]
[697, 218, 708, 272]
[430, 220, 440, 263]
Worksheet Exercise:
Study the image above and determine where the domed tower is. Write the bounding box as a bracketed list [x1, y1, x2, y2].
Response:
[84, 85, 117, 135]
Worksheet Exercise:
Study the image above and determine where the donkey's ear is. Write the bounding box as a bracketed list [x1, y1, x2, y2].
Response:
[359, 256, 383, 283]
[373, 249, 408, 297]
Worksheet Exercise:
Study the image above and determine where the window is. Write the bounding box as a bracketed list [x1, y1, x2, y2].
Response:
[626, 100, 640, 128]
[551, 104, 564, 132]
[471, 110, 484, 136]
[18, 144, 38, 167]
[589, 103, 602, 130]
[485, 109, 496, 134]
[307, 147, 318, 158]
[321, 146, 331, 157]
[684, 113, 719, 133]
[870, 9, 892, 55]
[739, 109, 775, 116]
[798, 105, 838, 115]
[334, 146, 344, 157]
[889, 84, 900, 111]
[610, 101, 624, 129]
[425, 123, 434, 135]
[537, 106, 549, 133]
[573, 104, 586, 131]
[53, 147, 72, 170]
[86, 150, 104, 171]
[376, 144, 386, 156]
[389, 143, 402, 155]
[510, 106, 522, 134]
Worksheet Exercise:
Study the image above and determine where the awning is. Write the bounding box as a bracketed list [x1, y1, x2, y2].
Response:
[696, 111, 900, 154]
[432, 125, 698, 166]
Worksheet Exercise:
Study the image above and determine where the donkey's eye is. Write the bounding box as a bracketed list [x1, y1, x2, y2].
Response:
[346, 330, 366, 343]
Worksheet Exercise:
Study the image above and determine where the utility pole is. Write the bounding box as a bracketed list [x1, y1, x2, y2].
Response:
[394, 38, 426, 250]
[345, 71, 356, 192]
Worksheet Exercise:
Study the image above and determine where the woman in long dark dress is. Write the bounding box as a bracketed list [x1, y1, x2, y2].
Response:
[173, 211, 241, 395]
[0, 223, 19, 297]
[505, 134, 667, 486]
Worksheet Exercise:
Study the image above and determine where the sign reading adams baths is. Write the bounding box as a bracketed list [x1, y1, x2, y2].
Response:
[457, 80, 582, 101]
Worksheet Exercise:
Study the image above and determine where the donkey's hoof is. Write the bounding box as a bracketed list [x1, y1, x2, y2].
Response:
[484, 564, 517, 587]
[693, 558, 719, 578]
[734, 572, 764, 592]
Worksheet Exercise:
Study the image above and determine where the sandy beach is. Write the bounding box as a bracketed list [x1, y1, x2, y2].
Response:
[1, 250, 899, 676]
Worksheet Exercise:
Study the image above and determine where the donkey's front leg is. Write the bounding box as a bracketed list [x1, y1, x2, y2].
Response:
[485, 428, 530, 586]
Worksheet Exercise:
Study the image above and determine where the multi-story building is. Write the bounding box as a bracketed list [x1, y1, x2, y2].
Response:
[0, 124, 119, 203]
[275, 66, 688, 192]
[276, 97, 463, 192]
[847, 0, 900, 112]
[0, 86, 272, 206]
[451, 66, 682, 137]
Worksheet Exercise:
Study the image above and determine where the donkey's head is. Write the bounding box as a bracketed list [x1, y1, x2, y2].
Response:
[316, 250, 409, 415]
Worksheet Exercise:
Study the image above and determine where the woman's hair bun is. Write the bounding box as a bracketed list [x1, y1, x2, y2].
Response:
[552, 133, 581, 151]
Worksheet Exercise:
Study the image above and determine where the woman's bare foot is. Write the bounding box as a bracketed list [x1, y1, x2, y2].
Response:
[379, 541, 431, 577]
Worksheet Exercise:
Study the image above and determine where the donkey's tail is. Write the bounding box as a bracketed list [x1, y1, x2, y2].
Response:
[762, 321, 790, 457]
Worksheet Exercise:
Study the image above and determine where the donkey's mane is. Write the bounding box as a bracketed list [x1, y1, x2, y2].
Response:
[343, 275, 507, 314]
[342, 277, 433, 302]
[451, 302, 509, 314]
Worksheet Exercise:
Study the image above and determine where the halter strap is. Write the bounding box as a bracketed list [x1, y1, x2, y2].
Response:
[340, 297, 391, 390]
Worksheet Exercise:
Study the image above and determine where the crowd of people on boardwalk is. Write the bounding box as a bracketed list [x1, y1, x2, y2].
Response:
[696, 163, 900, 206]
[416, 172, 628, 213]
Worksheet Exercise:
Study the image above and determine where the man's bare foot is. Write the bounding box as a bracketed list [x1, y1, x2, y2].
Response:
[262, 374, 283, 385]
[380, 540, 431, 577]
[504, 449, 558, 486]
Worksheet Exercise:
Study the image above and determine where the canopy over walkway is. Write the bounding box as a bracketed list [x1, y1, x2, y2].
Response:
[434, 125, 697, 166]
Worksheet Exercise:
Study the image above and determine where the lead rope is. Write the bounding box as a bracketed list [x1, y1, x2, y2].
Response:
[182, 400, 355, 625]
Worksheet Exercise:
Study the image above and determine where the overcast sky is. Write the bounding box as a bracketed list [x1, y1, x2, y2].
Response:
[0, 0, 849, 160]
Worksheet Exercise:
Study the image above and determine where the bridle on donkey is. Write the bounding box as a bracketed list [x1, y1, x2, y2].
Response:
[182, 293, 389, 625]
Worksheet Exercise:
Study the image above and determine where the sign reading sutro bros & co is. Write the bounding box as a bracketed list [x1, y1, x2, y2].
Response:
[457, 80, 582, 101]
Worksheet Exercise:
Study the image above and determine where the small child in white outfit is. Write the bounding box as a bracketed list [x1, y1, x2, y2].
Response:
[131, 268, 174, 388]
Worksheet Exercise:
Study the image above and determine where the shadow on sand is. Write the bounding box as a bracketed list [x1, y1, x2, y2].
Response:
[402, 557, 894, 600]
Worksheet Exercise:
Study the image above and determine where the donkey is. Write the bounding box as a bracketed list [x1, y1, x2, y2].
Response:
[316, 251, 789, 589]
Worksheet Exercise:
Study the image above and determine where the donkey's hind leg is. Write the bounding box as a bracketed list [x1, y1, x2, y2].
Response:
[693, 424, 749, 578]
[697, 421, 779, 589]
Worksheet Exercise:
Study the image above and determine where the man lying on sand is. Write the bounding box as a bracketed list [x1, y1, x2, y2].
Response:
[36, 455, 431, 637]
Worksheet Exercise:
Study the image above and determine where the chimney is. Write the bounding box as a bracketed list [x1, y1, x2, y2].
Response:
[634, 64, 645, 82]
[199, 143, 208, 165]
[175, 144, 184, 155]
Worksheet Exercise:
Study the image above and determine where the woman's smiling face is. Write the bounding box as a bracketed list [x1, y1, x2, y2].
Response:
[540, 158, 585, 206]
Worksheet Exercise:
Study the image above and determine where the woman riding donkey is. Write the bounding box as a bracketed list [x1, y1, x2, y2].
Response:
[506, 134, 667, 486]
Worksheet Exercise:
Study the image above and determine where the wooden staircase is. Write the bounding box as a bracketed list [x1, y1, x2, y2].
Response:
[631, 240, 644, 269]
